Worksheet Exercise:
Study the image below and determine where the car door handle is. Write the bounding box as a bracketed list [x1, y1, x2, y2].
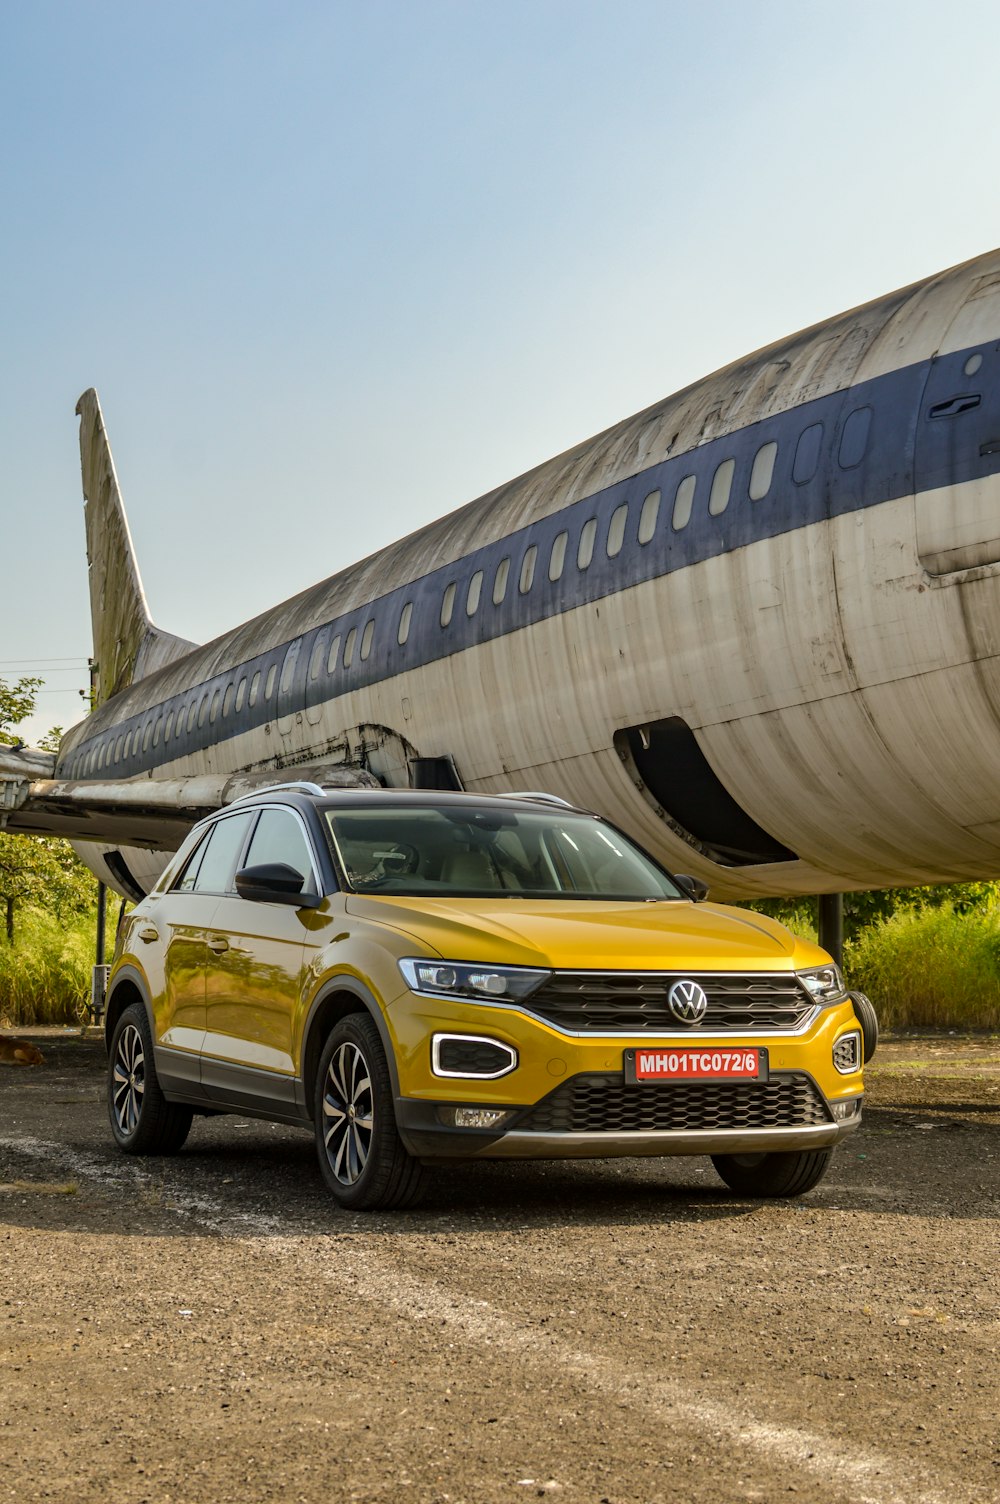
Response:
[207, 936, 230, 954]
[137, 925, 159, 943]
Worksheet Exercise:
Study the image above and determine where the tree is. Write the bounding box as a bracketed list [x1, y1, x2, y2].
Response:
[0, 676, 96, 942]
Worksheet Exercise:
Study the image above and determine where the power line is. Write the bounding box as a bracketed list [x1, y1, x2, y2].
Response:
[0, 657, 88, 666]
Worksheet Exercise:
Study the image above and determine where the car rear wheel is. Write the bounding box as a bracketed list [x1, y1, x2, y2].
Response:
[710, 1147, 833, 1198]
[108, 1002, 193, 1154]
[314, 1013, 427, 1210]
[848, 990, 879, 1062]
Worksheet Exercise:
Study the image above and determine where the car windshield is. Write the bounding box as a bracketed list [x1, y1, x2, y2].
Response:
[323, 804, 682, 901]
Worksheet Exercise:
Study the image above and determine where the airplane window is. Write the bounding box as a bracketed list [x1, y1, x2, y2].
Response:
[965, 353, 983, 377]
[343, 628, 357, 668]
[123, 732, 132, 759]
[793, 422, 823, 484]
[143, 721, 153, 751]
[327, 635, 341, 674]
[466, 571, 483, 616]
[577, 517, 597, 569]
[308, 633, 327, 682]
[197, 694, 209, 728]
[749, 442, 778, 501]
[114, 737, 122, 764]
[209, 692, 219, 725]
[440, 583, 456, 627]
[264, 664, 277, 699]
[638, 490, 660, 544]
[493, 557, 510, 605]
[548, 532, 568, 582]
[672, 475, 696, 531]
[164, 711, 173, 742]
[519, 544, 537, 594]
[153, 716, 163, 745]
[187, 698, 198, 732]
[839, 406, 872, 470]
[398, 601, 412, 645]
[97, 743, 106, 770]
[607, 504, 628, 558]
[360, 620, 374, 660]
[222, 684, 233, 718]
[279, 646, 297, 694]
[235, 677, 247, 711]
[709, 458, 735, 516]
[249, 671, 261, 708]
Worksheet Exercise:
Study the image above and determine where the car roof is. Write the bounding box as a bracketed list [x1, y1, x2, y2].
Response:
[232, 785, 591, 818]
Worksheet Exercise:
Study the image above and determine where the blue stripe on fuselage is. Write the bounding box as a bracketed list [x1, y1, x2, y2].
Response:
[64, 340, 1000, 779]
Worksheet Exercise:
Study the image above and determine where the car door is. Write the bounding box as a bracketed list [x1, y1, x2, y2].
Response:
[138, 812, 253, 1097]
[201, 805, 322, 1112]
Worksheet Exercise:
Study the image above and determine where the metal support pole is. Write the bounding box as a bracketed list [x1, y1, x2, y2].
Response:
[91, 881, 109, 1023]
[818, 893, 844, 968]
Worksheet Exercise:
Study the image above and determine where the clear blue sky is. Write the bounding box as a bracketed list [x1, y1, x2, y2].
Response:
[3, 0, 999, 741]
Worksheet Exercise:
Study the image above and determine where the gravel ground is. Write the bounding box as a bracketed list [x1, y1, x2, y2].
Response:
[1, 1032, 998, 1504]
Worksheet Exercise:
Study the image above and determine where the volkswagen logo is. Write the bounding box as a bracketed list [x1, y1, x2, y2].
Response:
[667, 979, 708, 1025]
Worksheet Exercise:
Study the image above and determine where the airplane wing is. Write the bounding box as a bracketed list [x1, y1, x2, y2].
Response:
[0, 747, 377, 852]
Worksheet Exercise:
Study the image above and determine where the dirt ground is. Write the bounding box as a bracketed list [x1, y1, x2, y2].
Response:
[1, 1031, 998, 1504]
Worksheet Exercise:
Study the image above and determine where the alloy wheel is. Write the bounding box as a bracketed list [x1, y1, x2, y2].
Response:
[112, 1022, 145, 1136]
[322, 1041, 374, 1185]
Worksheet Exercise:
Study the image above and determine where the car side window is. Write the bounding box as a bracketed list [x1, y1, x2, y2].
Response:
[173, 829, 212, 892]
[242, 808, 317, 890]
[191, 812, 255, 895]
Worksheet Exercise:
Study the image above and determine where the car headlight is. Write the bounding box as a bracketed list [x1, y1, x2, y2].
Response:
[399, 959, 551, 1003]
[797, 964, 847, 1004]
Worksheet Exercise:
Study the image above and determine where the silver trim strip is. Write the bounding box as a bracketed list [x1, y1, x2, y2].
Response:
[467, 1119, 860, 1161]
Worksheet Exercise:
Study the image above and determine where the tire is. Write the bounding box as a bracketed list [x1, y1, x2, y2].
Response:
[848, 990, 879, 1062]
[314, 1013, 427, 1211]
[711, 1148, 833, 1198]
[108, 1002, 193, 1154]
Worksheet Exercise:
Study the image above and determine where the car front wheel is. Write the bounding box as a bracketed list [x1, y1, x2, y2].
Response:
[710, 1148, 833, 1198]
[108, 1002, 193, 1154]
[314, 1013, 427, 1211]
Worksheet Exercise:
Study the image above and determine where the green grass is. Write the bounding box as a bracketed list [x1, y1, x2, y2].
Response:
[844, 901, 1000, 1032]
[0, 908, 97, 1028]
[5, 895, 1000, 1034]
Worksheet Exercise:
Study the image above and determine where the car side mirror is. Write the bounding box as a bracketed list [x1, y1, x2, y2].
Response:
[235, 862, 322, 908]
[674, 873, 710, 902]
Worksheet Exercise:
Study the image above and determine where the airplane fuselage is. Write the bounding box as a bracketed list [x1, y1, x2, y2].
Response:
[45, 250, 1000, 898]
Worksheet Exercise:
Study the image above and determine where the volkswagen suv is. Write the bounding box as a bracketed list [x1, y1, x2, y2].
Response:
[104, 785, 874, 1209]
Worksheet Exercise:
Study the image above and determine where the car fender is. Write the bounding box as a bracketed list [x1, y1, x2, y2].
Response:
[299, 973, 403, 1112]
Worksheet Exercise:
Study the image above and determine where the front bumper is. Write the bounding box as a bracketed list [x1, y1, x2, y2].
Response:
[386, 992, 865, 1162]
[395, 1076, 863, 1161]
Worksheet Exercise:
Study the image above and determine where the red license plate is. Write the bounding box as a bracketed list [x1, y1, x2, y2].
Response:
[624, 1047, 767, 1083]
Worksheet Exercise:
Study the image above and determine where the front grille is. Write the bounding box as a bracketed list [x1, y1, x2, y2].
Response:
[517, 1072, 831, 1134]
[526, 971, 814, 1033]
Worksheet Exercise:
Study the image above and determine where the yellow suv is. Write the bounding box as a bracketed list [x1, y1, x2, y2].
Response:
[104, 787, 872, 1209]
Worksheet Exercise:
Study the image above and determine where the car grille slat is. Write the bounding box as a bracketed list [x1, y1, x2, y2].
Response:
[518, 1072, 830, 1134]
[526, 972, 813, 1033]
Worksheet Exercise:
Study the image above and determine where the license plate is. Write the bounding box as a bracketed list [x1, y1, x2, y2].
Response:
[624, 1047, 768, 1083]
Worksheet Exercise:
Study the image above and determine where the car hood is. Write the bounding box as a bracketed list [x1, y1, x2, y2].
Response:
[344, 895, 821, 972]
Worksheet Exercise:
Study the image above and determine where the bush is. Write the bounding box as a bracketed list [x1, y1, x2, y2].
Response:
[0, 908, 96, 1027]
[845, 901, 1000, 1032]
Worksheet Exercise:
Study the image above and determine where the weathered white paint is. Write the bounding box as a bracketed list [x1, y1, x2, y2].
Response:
[8, 250, 1000, 900]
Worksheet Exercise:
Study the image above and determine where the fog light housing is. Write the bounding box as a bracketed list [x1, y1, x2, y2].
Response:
[432, 1033, 518, 1079]
[833, 1030, 862, 1074]
[443, 1106, 513, 1129]
[831, 1097, 862, 1121]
